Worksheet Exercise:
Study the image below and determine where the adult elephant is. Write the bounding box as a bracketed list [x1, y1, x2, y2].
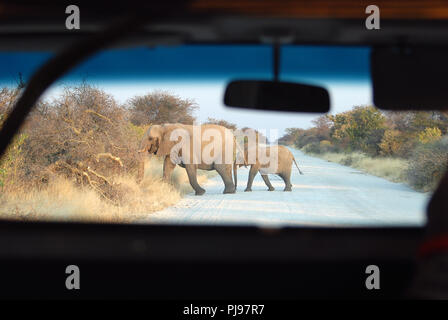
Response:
[240, 144, 303, 192]
[137, 123, 244, 195]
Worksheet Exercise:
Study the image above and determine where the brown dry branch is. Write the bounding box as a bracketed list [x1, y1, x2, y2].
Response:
[95, 153, 123, 167]
[50, 160, 121, 205]
[85, 109, 113, 123]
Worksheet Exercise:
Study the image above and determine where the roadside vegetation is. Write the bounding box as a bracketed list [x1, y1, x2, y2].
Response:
[279, 106, 448, 192]
[0, 84, 207, 222]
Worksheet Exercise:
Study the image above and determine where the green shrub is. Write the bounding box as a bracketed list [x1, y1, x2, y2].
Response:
[303, 140, 342, 154]
[320, 140, 332, 147]
[128, 122, 148, 140]
[417, 127, 442, 144]
[303, 142, 323, 154]
[406, 137, 448, 192]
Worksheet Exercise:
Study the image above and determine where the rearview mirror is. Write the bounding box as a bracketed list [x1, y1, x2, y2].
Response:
[224, 80, 330, 113]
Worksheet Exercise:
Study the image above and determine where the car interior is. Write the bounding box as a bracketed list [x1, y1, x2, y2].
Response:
[1, 0, 448, 302]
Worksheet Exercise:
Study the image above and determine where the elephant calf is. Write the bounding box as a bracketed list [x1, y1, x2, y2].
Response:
[241, 145, 303, 192]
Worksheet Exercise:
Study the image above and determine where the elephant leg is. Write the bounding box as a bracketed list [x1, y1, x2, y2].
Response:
[261, 174, 275, 191]
[185, 165, 205, 195]
[279, 172, 292, 191]
[163, 156, 176, 182]
[215, 164, 235, 194]
[245, 165, 259, 192]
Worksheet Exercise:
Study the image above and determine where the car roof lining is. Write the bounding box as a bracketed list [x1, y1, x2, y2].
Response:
[3, 0, 448, 51]
[3, 18, 448, 51]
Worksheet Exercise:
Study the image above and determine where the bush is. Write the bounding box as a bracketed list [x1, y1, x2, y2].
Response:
[0, 88, 26, 190]
[320, 140, 332, 147]
[418, 127, 442, 144]
[294, 127, 321, 149]
[0, 133, 27, 189]
[302, 142, 322, 154]
[302, 140, 341, 154]
[406, 137, 448, 191]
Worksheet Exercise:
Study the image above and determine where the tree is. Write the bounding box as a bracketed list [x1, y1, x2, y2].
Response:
[329, 106, 386, 155]
[294, 128, 321, 149]
[410, 111, 448, 134]
[379, 129, 403, 156]
[278, 128, 304, 145]
[384, 111, 413, 132]
[311, 115, 331, 140]
[128, 91, 197, 126]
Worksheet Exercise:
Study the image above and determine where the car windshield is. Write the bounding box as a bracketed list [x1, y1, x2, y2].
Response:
[0, 44, 444, 227]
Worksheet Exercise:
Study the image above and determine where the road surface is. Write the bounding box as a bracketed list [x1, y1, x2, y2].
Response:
[141, 148, 428, 227]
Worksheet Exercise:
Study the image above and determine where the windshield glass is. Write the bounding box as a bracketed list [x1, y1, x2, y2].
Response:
[0, 45, 442, 226]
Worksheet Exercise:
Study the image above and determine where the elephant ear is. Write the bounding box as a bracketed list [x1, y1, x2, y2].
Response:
[157, 126, 181, 157]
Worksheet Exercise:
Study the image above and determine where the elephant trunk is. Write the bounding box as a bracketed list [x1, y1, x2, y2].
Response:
[233, 161, 238, 190]
[136, 142, 148, 184]
[136, 152, 145, 184]
[136, 133, 150, 184]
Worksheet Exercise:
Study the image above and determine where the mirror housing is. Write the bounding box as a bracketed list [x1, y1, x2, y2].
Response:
[224, 80, 330, 113]
[372, 46, 448, 110]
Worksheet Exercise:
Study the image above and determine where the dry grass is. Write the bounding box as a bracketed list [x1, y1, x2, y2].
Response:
[312, 152, 409, 184]
[0, 157, 209, 223]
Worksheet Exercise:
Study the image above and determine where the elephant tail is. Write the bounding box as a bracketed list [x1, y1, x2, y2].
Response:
[293, 157, 304, 175]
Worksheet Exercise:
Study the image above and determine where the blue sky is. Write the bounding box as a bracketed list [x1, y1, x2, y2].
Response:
[0, 45, 372, 136]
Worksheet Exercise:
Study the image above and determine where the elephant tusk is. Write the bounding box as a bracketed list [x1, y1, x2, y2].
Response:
[137, 148, 146, 153]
